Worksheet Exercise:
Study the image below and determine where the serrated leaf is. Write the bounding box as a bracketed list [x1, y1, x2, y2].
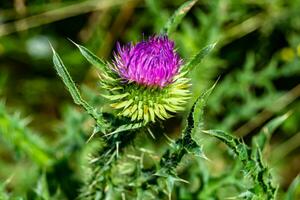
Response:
[252, 112, 291, 151]
[202, 129, 239, 152]
[185, 143, 207, 160]
[51, 44, 106, 133]
[203, 129, 277, 199]
[192, 81, 217, 133]
[179, 82, 217, 146]
[181, 43, 216, 72]
[159, 82, 216, 173]
[69, 39, 108, 72]
[161, 0, 198, 35]
[51, 44, 84, 105]
[172, 82, 217, 159]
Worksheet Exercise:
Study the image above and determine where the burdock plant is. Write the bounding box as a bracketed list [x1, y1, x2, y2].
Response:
[51, 0, 277, 199]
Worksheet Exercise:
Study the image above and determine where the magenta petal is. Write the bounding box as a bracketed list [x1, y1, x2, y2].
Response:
[113, 35, 181, 88]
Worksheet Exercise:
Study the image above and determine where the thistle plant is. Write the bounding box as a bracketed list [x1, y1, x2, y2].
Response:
[1, 0, 300, 199]
[49, 0, 279, 199]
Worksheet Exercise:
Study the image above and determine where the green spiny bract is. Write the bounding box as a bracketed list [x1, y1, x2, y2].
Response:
[101, 69, 190, 124]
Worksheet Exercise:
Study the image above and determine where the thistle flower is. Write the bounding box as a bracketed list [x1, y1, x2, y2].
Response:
[113, 36, 181, 88]
[102, 35, 190, 124]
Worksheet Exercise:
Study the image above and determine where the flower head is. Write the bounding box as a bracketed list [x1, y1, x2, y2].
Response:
[102, 35, 190, 124]
[113, 36, 182, 88]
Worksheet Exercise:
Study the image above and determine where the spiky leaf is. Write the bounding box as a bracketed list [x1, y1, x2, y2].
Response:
[0, 101, 53, 167]
[70, 40, 108, 72]
[252, 112, 290, 151]
[181, 43, 216, 72]
[203, 129, 277, 199]
[161, 0, 198, 35]
[284, 175, 300, 200]
[51, 44, 107, 133]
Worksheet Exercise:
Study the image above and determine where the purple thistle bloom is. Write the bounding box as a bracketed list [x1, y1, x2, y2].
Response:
[113, 36, 182, 88]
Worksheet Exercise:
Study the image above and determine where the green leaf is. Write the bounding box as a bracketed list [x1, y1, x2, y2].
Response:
[181, 43, 216, 72]
[177, 82, 217, 159]
[202, 129, 242, 156]
[107, 122, 144, 135]
[284, 175, 300, 200]
[34, 174, 50, 200]
[252, 112, 291, 151]
[51, 44, 107, 133]
[191, 80, 218, 134]
[161, 0, 198, 35]
[0, 102, 53, 167]
[160, 82, 217, 171]
[142, 83, 216, 198]
[203, 129, 277, 199]
[69, 39, 108, 72]
[51, 44, 87, 106]
[0, 176, 12, 200]
[166, 176, 175, 199]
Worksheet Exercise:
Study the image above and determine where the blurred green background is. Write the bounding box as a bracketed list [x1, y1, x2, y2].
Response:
[0, 0, 299, 199]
